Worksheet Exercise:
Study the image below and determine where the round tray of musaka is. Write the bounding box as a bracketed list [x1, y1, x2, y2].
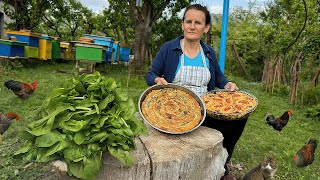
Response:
[201, 89, 258, 120]
[138, 83, 206, 134]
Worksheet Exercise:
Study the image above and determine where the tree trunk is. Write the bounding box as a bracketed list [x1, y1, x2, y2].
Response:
[231, 41, 252, 80]
[121, 25, 129, 46]
[147, 47, 153, 65]
[309, 64, 320, 87]
[271, 58, 284, 93]
[262, 56, 286, 93]
[128, 0, 171, 75]
[115, 28, 121, 41]
[132, 23, 150, 75]
[205, 27, 211, 45]
[289, 52, 302, 104]
[95, 113, 228, 180]
[145, 41, 153, 65]
[262, 57, 275, 92]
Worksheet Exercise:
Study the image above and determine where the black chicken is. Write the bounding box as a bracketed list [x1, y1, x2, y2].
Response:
[263, 109, 292, 132]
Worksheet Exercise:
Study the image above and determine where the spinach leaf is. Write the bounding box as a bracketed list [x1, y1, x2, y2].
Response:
[35, 130, 66, 147]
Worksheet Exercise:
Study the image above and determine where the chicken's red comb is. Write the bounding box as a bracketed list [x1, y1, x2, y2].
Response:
[5, 112, 20, 121]
[288, 109, 293, 116]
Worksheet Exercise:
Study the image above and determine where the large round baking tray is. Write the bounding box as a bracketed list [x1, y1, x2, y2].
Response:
[201, 89, 258, 120]
[138, 83, 206, 134]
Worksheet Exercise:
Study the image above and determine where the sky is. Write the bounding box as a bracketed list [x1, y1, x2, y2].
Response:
[78, 0, 268, 14]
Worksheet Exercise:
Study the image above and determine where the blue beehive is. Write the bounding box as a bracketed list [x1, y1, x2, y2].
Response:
[84, 34, 114, 62]
[5, 30, 41, 47]
[112, 41, 120, 61]
[120, 47, 131, 62]
[0, 39, 27, 57]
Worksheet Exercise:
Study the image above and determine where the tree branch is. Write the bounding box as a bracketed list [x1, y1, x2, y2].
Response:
[283, 0, 307, 55]
[128, 0, 140, 22]
[151, 0, 170, 27]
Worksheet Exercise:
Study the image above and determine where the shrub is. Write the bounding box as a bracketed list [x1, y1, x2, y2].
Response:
[302, 85, 320, 105]
[305, 104, 320, 120]
[265, 82, 290, 97]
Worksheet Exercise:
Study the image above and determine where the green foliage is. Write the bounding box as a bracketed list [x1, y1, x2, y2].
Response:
[2, 0, 53, 30]
[100, 1, 133, 44]
[14, 71, 147, 179]
[302, 85, 320, 106]
[267, 82, 290, 97]
[151, 15, 183, 55]
[305, 104, 320, 120]
[214, 0, 320, 84]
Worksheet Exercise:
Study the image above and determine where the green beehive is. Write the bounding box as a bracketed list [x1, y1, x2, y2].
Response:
[52, 37, 61, 60]
[74, 42, 106, 63]
[24, 46, 39, 58]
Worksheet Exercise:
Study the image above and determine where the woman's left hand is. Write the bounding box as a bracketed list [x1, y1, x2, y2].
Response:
[224, 82, 239, 91]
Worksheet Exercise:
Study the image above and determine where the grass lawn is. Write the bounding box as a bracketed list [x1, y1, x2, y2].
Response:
[0, 61, 319, 180]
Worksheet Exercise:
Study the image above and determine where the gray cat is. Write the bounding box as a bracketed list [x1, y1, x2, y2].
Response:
[242, 154, 277, 180]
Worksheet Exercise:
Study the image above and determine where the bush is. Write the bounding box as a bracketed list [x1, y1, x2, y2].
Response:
[302, 85, 320, 105]
[305, 104, 320, 120]
[263, 82, 290, 97]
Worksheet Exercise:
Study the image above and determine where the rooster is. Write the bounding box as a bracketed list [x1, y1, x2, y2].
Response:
[293, 139, 318, 167]
[0, 112, 20, 144]
[263, 109, 292, 132]
[4, 79, 38, 99]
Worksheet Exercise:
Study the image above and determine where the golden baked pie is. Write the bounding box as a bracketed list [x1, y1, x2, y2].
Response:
[141, 88, 202, 133]
[202, 91, 257, 120]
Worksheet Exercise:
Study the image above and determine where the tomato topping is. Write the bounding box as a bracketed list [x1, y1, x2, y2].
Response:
[224, 106, 231, 111]
[235, 105, 242, 110]
[239, 100, 249, 104]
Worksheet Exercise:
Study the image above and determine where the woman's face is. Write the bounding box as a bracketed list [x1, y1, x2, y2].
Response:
[182, 9, 210, 42]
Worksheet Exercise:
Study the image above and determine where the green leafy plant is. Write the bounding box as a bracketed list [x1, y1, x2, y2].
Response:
[302, 85, 320, 106]
[14, 71, 147, 179]
[305, 104, 320, 120]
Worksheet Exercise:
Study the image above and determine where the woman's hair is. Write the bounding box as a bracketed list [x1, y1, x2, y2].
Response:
[182, 4, 211, 25]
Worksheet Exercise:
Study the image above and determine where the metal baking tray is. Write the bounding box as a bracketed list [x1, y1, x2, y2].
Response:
[201, 89, 258, 120]
[138, 83, 206, 134]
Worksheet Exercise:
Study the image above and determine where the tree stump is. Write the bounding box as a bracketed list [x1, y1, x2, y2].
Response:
[97, 113, 228, 180]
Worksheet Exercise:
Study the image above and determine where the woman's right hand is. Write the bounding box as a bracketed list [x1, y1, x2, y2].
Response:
[154, 77, 168, 85]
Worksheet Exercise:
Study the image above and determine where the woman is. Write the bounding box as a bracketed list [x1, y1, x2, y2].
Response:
[146, 4, 245, 180]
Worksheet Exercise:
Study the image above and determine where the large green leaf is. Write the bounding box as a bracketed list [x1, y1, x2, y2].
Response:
[104, 77, 118, 92]
[28, 105, 74, 136]
[63, 145, 87, 162]
[35, 130, 66, 147]
[44, 140, 69, 157]
[108, 146, 134, 167]
[61, 119, 89, 132]
[126, 117, 148, 135]
[74, 131, 86, 145]
[14, 141, 34, 156]
[68, 153, 102, 180]
[98, 94, 115, 110]
[73, 78, 87, 94]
